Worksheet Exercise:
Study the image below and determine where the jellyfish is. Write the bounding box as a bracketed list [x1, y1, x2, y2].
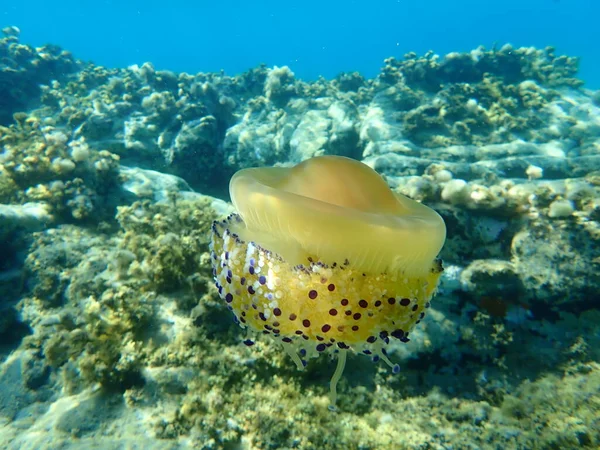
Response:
[210, 155, 446, 409]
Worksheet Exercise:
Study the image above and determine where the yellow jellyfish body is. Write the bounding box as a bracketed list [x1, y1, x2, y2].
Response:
[210, 156, 446, 409]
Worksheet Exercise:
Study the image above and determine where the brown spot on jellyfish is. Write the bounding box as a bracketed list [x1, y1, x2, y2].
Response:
[210, 155, 446, 410]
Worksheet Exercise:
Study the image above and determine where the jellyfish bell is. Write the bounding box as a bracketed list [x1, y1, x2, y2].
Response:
[229, 156, 445, 276]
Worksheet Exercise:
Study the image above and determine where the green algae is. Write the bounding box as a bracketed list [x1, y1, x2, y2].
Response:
[18, 193, 218, 392]
[116, 195, 217, 294]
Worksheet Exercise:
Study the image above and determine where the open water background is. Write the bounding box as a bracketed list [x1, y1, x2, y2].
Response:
[2, 0, 599, 86]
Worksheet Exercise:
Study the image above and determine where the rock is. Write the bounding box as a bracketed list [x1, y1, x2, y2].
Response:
[0, 203, 52, 240]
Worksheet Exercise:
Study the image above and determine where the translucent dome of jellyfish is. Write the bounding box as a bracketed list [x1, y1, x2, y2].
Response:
[210, 155, 446, 410]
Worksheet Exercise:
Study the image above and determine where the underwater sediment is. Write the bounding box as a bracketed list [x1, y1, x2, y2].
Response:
[1, 26, 600, 449]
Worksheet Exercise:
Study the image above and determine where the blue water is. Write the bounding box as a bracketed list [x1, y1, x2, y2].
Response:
[2, 0, 599, 84]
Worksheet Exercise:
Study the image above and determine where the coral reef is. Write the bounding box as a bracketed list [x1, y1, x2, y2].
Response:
[0, 30, 599, 449]
[0, 112, 121, 222]
[0, 27, 79, 125]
